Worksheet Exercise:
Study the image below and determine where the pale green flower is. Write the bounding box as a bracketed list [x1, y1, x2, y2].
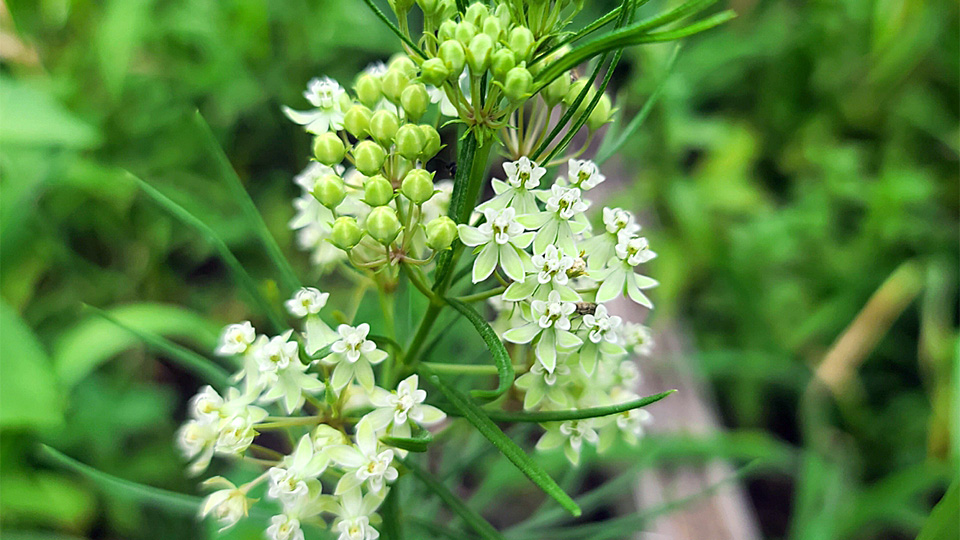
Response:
[458, 207, 534, 283]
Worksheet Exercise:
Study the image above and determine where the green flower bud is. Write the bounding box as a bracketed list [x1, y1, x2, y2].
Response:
[419, 124, 441, 160]
[564, 79, 596, 116]
[482, 16, 502, 40]
[466, 34, 493, 74]
[343, 104, 372, 139]
[355, 73, 382, 108]
[389, 0, 414, 14]
[366, 206, 402, 244]
[490, 48, 516, 80]
[352, 140, 386, 176]
[587, 93, 614, 131]
[381, 68, 410, 104]
[465, 3, 488, 26]
[438, 20, 457, 41]
[400, 168, 435, 204]
[395, 124, 425, 160]
[425, 216, 457, 250]
[400, 83, 430, 121]
[388, 55, 418, 78]
[438, 40, 466, 77]
[455, 21, 476, 46]
[364, 174, 395, 206]
[419, 57, 450, 86]
[313, 132, 345, 165]
[503, 66, 533, 102]
[542, 72, 570, 107]
[330, 216, 363, 250]
[508, 27, 535, 61]
[369, 109, 400, 146]
[416, 0, 441, 15]
[313, 173, 346, 208]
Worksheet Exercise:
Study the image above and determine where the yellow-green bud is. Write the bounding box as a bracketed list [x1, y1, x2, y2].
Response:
[366, 206, 402, 244]
[455, 21, 476, 46]
[587, 93, 614, 131]
[503, 66, 533, 102]
[490, 48, 516, 80]
[343, 104, 372, 139]
[330, 216, 363, 250]
[466, 34, 493, 74]
[438, 40, 466, 77]
[542, 72, 570, 107]
[416, 0, 441, 15]
[390, 0, 414, 15]
[369, 109, 400, 146]
[438, 20, 457, 41]
[419, 124, 441, 159]
[388, 55, 418, 78]
[482, 16, 502, 40]
[420, 58, 449, 86]
[381, 68, 410, 104]
[364, 174, 395, 206]
[564, 79, 596, 116]
[395, 124, 425, 160]
[352, 140, 386, 175]
[313, 173, 346, 208]
[355, 74, 382, 108]
[400, 83, 430, 121]
[400, 168, 435, 204]
[465, 2, 487, 26]
[508, 27, 535, 61]
[313, 133, 345, 165]
[425, 216, 457, 250]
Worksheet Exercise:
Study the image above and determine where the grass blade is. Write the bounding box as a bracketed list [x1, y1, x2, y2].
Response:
[38, 444, 203, 514]
[193, 111, 301, 295]
[484, 390, 675, 423]
[126, 171, 285, 332]
[596, 43, 681, 165]
[421, 372, 581, 517]
[444, 298, 515, 399]
[361, 0, 427, 59]
[404, 458, 506, 540]
[84, 304, 231, 387]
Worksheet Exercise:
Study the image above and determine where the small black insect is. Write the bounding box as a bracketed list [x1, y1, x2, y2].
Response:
[574, 302, 597, 316]
[426, 157, 456, 177]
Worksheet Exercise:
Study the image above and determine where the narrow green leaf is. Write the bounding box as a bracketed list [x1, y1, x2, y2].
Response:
[404, 458, 505, 540]
[917, 481, 958, 540]
[361, 0, 427, 59]
[530, 3, 627, 67]
[37, 444, 203, 514]
[84, 304, 231, 387]
[380, 483, 404, 540]
[193, 111, 301, 295]
[444, 298, 515, 399]
[381, 433, 433, 453]
[484, 390, 675, 423]
[126, 171, 285, 332]
[421, 373, 581, 517]
[596, 43, 681, 165]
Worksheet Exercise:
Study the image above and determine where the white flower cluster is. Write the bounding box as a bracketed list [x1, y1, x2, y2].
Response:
[178, 287, 445, 538]
[463, 157, 657, 465]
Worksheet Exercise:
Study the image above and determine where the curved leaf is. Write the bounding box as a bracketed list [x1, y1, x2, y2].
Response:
[444, 298, 515, 399]
[0, 301, 64, 429]
[404, 458, 505, 540]
[381, 433, 433, 453]
[484, 390, 675, 422]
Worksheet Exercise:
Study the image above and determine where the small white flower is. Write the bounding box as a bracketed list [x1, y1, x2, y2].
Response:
[267, 435, 329, 508]
[620, 322, 654, 357]
[216, 321, 256, 356]
[328, 419, 398, 495]
[518, 185, 590, 256]
[503, 291, 582, 373]
[596, 234, 658, 307]
[188, 385, 224, 423]
[477, 157, 546, 215]
[536, 419, 600, 466]
[176, 419, 217, 475]
[256, 332, 300, 379]
[282, 76, 346, 134]
[325, 323, 388, 392]
[582, 304, 621, 344]
[267, 513, 306, 540]
[199, 477, 252, 532]
[366, 375, 446, 433]
[328, 487, 384, 540]
[285, 287, 330, 318]
[565, 159, 605, 190]
[580, 207, 641, 272]
[514, 361, 574, 410]
[458, 207, 534, 283]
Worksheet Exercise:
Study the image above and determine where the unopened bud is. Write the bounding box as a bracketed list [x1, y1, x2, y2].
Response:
[366, 206, 402, 244]
[388, 55, 418, 78]
[343, 104, 372, 139]
[542, 72, 570, 107]
[508, 27, 535, 61]
[438, 20, 457, 42]
[464, 2, 488, 26]
[352, 141, 386, 176]
[401, 83, 430, 121]
[466, 34, 493, 74]
[364, 174, 395, 206]
[455, 21, 477, 46]
[313, 133, 345, 165]
[420, 58, 449, 86]
[564, 79, 596, 116]
[400, 168, 435, 204]
[416, 0, 441, 15]
[355, 73, 382, 108]
[330, 216, 363, 250]
[482, 16, 502, 40]
[369, 109, 400, 146]
[490, 49, 516, 80]
[425, 216, 457, 250]
[395, 124, 425, 160]
[587, 93, 614, 131]
[438, 40, 466, 77]
[381, 68, 410, 104]
[503, 66, 532, 102]
[419, 124, 442, 160]
[313, 173, 346, 208]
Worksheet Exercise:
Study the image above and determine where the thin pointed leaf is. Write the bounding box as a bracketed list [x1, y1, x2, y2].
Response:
[484, 390, 675, 422]
[421, 372, 581, 517]
[193, 111, 301, 295]
[444, 298, 515, 399]
[381, 484, 404, 540]
[596, 43, 681, 164]
[404, 458, 505, 540]
[126, 171, 285, 332]
[530, 2, 642, 67]
[85, 304, 231, 387]
[361, 0, 427, 59]
[381, 433, 433, 453]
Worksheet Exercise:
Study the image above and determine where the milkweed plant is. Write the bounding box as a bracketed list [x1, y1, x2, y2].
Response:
[174, 0, 733, 538]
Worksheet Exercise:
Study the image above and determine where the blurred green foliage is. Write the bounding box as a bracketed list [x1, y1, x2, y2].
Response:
[1, 0, 957, 539]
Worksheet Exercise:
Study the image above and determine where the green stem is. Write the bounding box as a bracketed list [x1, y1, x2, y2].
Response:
[454, 287, 506, 303]
[422, 362, 527, 375]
